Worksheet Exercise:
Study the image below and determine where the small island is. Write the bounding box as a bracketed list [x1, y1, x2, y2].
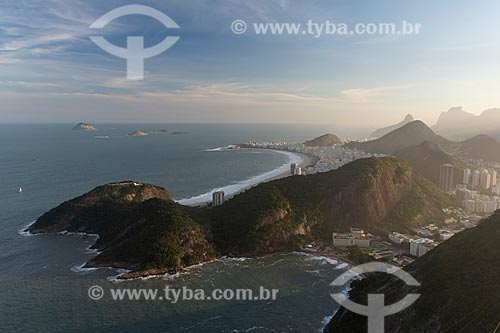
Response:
[72, 123, 96, 131]
[127, 129, 187, 137]
[128, 131, 148, 137]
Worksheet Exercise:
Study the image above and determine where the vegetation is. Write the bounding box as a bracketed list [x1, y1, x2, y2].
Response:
[29, 157, 452, 275]
[326, 211, 500, 332]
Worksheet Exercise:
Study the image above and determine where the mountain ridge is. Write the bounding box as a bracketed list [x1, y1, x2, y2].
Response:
[347, 121, 450, 155]
[27, 157, 452, 277]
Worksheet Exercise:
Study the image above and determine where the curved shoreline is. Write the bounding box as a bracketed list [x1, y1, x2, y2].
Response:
[176, 148, 307, 206]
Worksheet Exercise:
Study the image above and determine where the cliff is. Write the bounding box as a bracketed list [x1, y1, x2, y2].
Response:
[29, 182, 214, 276]
[326, 211, 500, 332]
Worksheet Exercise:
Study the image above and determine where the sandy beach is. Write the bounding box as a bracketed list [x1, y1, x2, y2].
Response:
[177, 148, 315, 206]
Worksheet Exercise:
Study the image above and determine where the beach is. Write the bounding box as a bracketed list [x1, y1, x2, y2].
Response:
[176, 148, 314, 206]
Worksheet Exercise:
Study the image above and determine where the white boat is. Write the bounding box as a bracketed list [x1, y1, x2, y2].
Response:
[19, 187, 22, 193]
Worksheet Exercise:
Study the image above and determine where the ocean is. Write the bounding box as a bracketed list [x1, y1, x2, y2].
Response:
[0, 123, 350, 332]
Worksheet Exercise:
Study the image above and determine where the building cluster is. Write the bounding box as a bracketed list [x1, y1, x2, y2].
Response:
[387, 223, 455, 258]
[329, 206, 478, 265]
[242, 141, 379, 174]
[456, 187, 500, 214]
[462, 168, 498, 190]
[455, 167, 500, 214]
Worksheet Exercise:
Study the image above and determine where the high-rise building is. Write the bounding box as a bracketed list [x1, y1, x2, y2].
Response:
[491, 169, 498, 187]
[292, 166, 302, 175]
[463, 168, 471, 185]
[439, 164, 454, 192]
[212, 191, 225, 206]
[290, 163, 298, 175]
[480, 169, 491, 190]
[472, 170, 480, 187]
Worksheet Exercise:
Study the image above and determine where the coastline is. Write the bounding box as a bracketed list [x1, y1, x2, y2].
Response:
[176, 148, 314, 206]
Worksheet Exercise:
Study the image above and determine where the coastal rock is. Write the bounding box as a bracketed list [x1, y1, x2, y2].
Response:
[72, 122, 96, 131]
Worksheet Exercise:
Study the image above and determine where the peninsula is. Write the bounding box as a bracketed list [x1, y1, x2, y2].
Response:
[27, 158, 452, 278]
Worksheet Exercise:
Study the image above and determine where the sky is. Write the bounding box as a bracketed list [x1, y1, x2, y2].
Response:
[1, 0, 500, 128]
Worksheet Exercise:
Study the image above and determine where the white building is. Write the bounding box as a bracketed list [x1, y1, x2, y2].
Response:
[388, 232, 405, 245]
[212, 191, 225, 206]
[332, 231, 370, 248]
[472, 170, 480, 187]
[439, 229, 455, 241]
[463, 168, 471, 185]
[410, 238, 435, 257]
[292, 166, 302, 175]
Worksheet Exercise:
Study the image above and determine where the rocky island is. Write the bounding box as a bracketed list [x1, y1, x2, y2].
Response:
[28, 158, 453, 278]
[72, 123, 96, 131]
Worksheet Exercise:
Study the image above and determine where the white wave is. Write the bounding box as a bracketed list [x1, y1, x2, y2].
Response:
[220, 256, 250, 262]
[205, 144, 238, 152]
[335, 263, 349, 270]
[18, 220, 36, 236]
[305, 255, 338, 266]
[318, 279, 355, 332]
[232, 327, 279, 332]
[176, 149, 303, 206]
[71, 263, 98, 274]
[106, 268, 133, 282]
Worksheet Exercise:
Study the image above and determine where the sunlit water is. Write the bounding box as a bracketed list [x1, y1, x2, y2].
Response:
[0, 124, 349, 332]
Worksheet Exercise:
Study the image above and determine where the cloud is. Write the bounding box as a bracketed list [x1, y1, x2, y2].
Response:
[0, 33, 75, 51]
[0, 80, 61, 88]
[340, 85, 411, 102]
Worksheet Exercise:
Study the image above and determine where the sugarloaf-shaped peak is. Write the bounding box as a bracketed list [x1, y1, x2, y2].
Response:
[370, 114, 415, 138]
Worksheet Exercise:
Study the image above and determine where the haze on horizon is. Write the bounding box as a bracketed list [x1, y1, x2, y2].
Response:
[1, 0, 500, 128]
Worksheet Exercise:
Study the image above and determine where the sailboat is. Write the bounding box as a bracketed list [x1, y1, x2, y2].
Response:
[19, 187, 22, 193]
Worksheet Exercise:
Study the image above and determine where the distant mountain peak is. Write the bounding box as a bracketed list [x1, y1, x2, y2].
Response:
[303, 133, 341, 147]
[403, 114, 414, 121]
[371, 114, 415, 138]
